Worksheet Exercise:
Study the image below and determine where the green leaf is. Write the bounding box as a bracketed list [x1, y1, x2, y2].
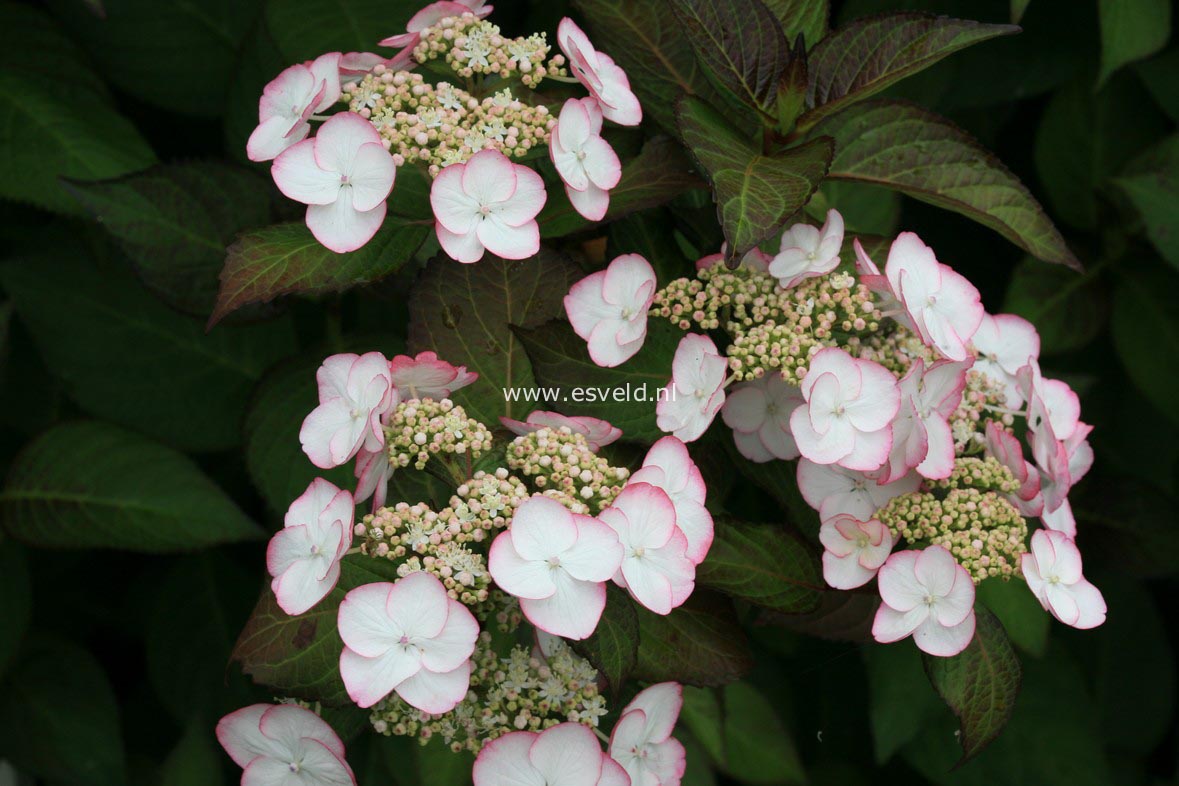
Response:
[724, 445, 820, 539]
[677, 96, 833, 266]
[539, 136, 704, 238]
[668, 0, 791, 119]
[815, 99, 1079, 269]
[0, 540, 29, 680]
[570, 584, 638, 693]
[46, 0, 260, 116]
[632, 591, 753, 687]
[407, 251, 580, 426]
[1112, 265, 1179, 427]
[1, 421, 263, 551]
[0, 247, 296, 452]
[759, 589, 878, 641]
[0, 71, 155, 215]
[865, 641, 943, 763]
[1034, 77, 1169, 230]
[67, 162, 274, 316]
[697, 519, 823, 613]
[1113, 134, 1179, 269]
[799, 13, 1018, 131]
[762, 0, 829, 45]
[975, 578, 1048, 658]
[212, 219, 430, 325]
[922, 606, 1022, 763]
[607, 209, 695, 284]
[0, 637, 126, 786]
[265, 0, 417, 62]
[232, 557, 402, 705]
[0, 1, 109, 96]
[1075, 477, 1179, 579]
[1002, 257, 1106, 355]
[146, 556, 257, 721]
[1136, 48, 1179, 123]
[681, 681, 805, 784]
[1097, 0, 1171, 87]
[514, 318, 681, 443]
[160, 717, 229, 786]
[571, 0, 720, 133]
[1011, 0, 1032, 23]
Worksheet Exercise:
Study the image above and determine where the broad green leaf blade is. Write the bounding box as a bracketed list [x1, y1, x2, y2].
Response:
[632, 591, 753, 686]
[682, 681, 805, 784]
[762, 0, 829, 45]
[975, 578, 1049, 657]
[0, 72, 155, 215]
[0, 421, 263, 551]
[539, 137, 704, 238]
[232, 558, 402, 705]
[570, 584, 639, 693]
[0, 2, 109, 96]
[160, 718, 228, 786]
[1002, 257, 1106, 355]
[816, 99, 1079, 269]
[571, 0, 721, 132]
[0, 248, 296, 452]
[759, 589, 878, 641]
[724, 444, 820, 539]
[1136, 49, 1179, 123]
[865, 642, 943, 763]
[1113, 135, 1179, 269]
[1112, 266, 1179, 427]
[265, 0, 418, 61]
[697, 519, 823, 613]
[0, 540, 29, 680]
[46, 0, 260, 116]
[1098, 0, 1171, 87]
[0, 638, 126, 786]
[1011, 0, 1032, 23]
[677, 96, 833, 265]
[67, 162, 274, 316]
[407, 252, 580, 426]
[212, 218, 429, 325]
[667, 0, 791, 119]
[799, 13, 1018, 131]
[922, 606, 1022, 763]
[514, 319, 681, 443]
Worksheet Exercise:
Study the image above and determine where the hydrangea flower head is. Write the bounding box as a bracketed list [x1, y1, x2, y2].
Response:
[655, 334, 728, 442]
[268, 478, 354, 615]
[598, 482, 695, 614]
[789, 348, 900, 471]
[557, 18, 642, 126]
[551, 98, 622, 220]
[247, 53, 342, 162]
[337, 572, 478, 711]
[488, 495, 623, 640]
[609, 682, 687, 786]
[500, 411, 622, 451]
[767, 209, 844, 289]
[970, 313, 1040, 407]
[271, 112, 397, 253]
[882, 358, 971, 482]
[565, 253, 657, 368]
[217, 703, 355, 786]
[300, 352, 395, 468]
[872, 545, 977, 657]
[388, 350, 478, 400]
[1021, 529, 1105, 629]
[430, 148, 546, 263]
[379, 0, 493, 49]
[885, 232, 984, 361]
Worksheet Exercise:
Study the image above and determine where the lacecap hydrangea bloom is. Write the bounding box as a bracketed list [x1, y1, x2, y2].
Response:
[247, 3, 639, 254]
[562, 208, 1105, 658]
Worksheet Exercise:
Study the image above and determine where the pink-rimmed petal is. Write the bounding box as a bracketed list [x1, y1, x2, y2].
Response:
[417, 599, 479, 673]
[394, 661, 472, 714]
[477, 216, 540, 260]
[473, 732, 546, 786]
[437, 222, 486, 264]
[511, 496, 579, 560]
[216, 705, 282, 768]
[431, 163, 481, 234]
[561, 515, 624, 583]
[530, 724, 603, 786]
[520, 571, 607, 640]
[272, 140, 341, 205]
[567, 182, 610, 221]
[871, 603, 928, 643]
[489, 533, 558, 600]
[339, 646, 421, 708]
[306, 197, 386, 254]
[348, 143, 397, 212]
[463, 148, 518, 204]
[495, 166, 547, 227]
[913, 612, 976, 657]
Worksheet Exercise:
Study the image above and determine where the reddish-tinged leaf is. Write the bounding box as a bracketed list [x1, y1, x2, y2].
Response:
[633, 591, 753, 686]
[800, 13, 1018, 131]
[211, 218, 429, 326]
[698, 519, 823, 613]
[815, 99, 1079, 269]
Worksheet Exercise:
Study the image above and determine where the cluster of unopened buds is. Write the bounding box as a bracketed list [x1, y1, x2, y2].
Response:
[563, 209, 1105, 659]
[221, 342, 701, 782]
[247, 0, 639, 257]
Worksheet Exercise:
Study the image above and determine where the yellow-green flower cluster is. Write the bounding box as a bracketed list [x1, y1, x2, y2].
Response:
[413, 12, 567, 88]
[343, 66, 554, 176]
[369, 633, 607, 753]
[506, 427, 630, 513]
[653, 263, 882, 384]
[876, 457, 1028, 583]
[384, 398, 493, 473]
